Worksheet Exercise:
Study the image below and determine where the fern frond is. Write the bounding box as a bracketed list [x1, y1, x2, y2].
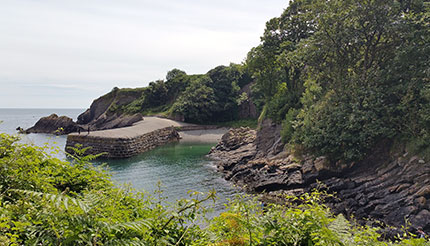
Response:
[104, 238, 147, 246]
[109, 219, 151, 233]
[10, 189, 90, 212]
[66, 144, 106, 163]
[328, 214, 352, 244]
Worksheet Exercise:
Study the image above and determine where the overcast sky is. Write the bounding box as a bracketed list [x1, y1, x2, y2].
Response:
[0, 0, 288, 108]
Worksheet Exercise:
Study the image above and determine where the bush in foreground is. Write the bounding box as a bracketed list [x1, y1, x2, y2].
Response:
[0, 133, 428, 245]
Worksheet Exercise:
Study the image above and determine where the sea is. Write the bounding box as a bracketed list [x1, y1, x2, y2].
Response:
[0, 108, 240, 211]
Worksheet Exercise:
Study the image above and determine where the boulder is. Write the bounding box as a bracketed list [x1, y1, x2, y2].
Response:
[15, 127, 25, 133]
[209, 127, 256, 153]
[25, 114, 79, 135]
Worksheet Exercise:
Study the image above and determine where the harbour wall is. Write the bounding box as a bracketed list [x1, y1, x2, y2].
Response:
[65, 127, 180, 158]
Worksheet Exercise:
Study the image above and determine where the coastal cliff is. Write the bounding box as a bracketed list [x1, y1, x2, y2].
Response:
[77, 87, 144, 130]
[208, 122, 430, 233]
[24, 89, 144, 135]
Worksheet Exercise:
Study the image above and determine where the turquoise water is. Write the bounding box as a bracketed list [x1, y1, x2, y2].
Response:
[99, 143, 238, 209]
[0, 108, 239, 209]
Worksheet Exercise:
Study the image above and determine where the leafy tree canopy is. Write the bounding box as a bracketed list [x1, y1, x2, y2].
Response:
[248, 0, 430, 162]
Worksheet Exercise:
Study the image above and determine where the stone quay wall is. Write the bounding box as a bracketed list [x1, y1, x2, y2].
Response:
[65, 127, 180, 158]
[175, 125, 220, 131]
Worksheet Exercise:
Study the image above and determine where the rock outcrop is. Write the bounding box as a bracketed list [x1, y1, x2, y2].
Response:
[209, 127, 257, 177]
[25, 112, 143, 135]
[254, 119, 283, 158]
[209, 124, 430, 233]
[237, 83, 258, 119]
[25, 114, 79, 135]
[77, 87, 144, 130]
[85, 112, 143, 131]
[25, 88, 145, 135]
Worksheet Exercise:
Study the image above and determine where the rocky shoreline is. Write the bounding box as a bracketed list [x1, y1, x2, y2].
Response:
[208, 121, 430, 234]
[22, 113, 143, 135]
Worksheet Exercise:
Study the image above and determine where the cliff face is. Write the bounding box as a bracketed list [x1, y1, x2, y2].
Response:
[77, 88, 144, 130]
[24, 89, 144, 135]
[208, 121, 430, 233]
[237, 83, 257, 120]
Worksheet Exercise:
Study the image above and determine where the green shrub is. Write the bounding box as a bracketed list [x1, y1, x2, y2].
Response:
[281, 108, 299, 144]
[294, 85, 397, 162]
[1, 133, 428, 245]
[171, 76, 217, 123]
[0, 133, 214, 245]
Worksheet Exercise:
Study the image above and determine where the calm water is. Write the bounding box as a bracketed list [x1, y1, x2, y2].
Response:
[0, 108, 83, 157]
[0, 108, 239, 209]
[99, 143, 239, 209]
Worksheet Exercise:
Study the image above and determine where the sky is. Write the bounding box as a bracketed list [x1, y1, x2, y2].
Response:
[0, 0, 288, 108]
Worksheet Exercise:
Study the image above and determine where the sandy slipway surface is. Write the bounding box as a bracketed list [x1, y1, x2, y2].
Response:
[69, 116, 228, 142]
[179, 128, 228, 143]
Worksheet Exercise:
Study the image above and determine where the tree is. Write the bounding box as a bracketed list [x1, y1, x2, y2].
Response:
[246, 0, 314, 121]
[292, 0, 429, 161]
[166, 68, 186, 81]
[172, 76, 217, 123]
[142, 80, 168, 108]
[207, 65, 242, 121]
[165, 69, 190, 103]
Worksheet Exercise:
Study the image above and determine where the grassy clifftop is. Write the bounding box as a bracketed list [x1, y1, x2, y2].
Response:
[93, 65, 256, 125]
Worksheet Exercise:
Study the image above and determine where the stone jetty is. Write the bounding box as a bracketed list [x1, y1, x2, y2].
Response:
[65, 117, 208, 158]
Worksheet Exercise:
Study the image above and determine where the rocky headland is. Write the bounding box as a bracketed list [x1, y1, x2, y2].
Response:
[23, 112, 143, 135]
[208, 120, 430, 233]
[76, 87, 144, 130]
[23, 88, 144, 135]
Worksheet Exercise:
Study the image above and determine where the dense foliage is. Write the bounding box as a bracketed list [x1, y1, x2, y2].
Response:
[0, 133, 428, 245]
[247, 0, 430, 162]
[115, 64, 252, 124]
[90, 0, 429, 161]
[2, 1, 429, 244]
